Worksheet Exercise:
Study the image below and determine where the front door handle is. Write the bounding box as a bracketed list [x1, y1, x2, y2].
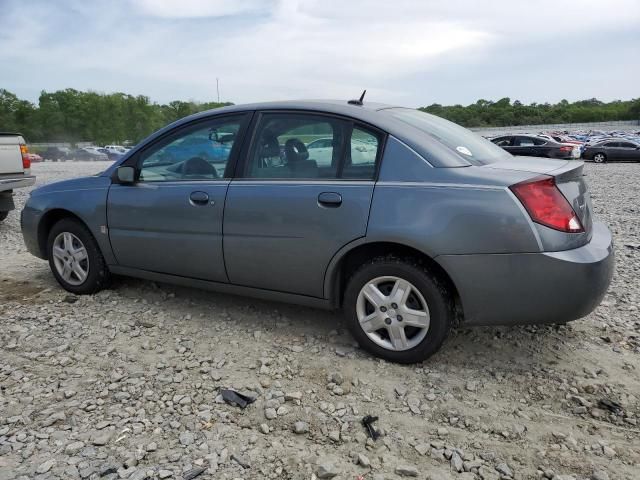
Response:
[318, 192, 342, 207]
[189, 191, 210, 206]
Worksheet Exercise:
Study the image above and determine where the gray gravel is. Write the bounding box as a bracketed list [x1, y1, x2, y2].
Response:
[0, 161, 639, 480]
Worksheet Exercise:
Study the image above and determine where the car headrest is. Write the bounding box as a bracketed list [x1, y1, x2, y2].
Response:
[284, 138, 309, 163]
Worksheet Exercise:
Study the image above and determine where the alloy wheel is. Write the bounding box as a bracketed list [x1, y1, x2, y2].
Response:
[52, 232, 89, 286]
[356, 276, 430, 351]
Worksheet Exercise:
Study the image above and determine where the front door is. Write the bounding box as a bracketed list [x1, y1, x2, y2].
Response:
[107, 114, 250, 281]
[223, 112, 384, 298]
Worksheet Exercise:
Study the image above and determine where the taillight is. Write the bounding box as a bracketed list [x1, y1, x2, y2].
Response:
[20, 144, 31, 170]
[559, 145, 573, 152]
[510, 175, 584, 233]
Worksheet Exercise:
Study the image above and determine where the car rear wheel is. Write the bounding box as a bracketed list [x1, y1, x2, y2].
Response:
[593, 153, 606, 163]
[47, 218, 111, 294]
[0, 211, 8, 222]
[343, 256, 453, 363]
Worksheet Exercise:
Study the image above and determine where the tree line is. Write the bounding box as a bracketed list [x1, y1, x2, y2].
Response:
[0, 88, 232, 145]
[420, 97, 640, 128]
[1, 88, 639, 145]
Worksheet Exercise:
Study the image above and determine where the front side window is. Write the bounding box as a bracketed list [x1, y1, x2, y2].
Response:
[492, 136, 513, 147]
[139, 116, 244, 181]
[245, 113, 345, 179]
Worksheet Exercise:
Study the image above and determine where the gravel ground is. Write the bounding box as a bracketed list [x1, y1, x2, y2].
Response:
[0, 161, 638, 480]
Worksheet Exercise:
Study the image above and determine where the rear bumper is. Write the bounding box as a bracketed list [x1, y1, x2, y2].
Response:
[0, 175, 36, 191]
[437, 221, 614, 326]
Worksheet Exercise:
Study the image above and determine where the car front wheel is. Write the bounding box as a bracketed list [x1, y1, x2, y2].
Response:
[593, 153, 606, 163]
[47, 218, 111, 294]
[343, 256, 453, 363]
[0, 211, 8, 222]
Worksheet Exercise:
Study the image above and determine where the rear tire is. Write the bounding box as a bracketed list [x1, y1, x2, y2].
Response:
[343, 256, 453, 363]
[47, 218, 111, 294]
[593, 153, 606, 163]
[0, 211, 8, 222]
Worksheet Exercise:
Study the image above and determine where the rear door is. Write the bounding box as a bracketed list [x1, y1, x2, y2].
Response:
[617, 141, 638, 160]
[512, 136, 536, 156]
[107, 113, 251, 281]
[223, 111, 383, 298]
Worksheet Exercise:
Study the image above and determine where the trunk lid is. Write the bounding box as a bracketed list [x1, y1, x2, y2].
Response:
[485, 157, 592, 235]
[0, 134, 25, 175]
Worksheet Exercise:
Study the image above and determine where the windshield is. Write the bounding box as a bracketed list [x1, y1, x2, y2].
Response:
[384, 108, 511, 165]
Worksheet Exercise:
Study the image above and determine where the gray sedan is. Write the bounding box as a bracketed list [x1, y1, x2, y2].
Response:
[582, 140, 640, 163]
[21, 100, 614, 363]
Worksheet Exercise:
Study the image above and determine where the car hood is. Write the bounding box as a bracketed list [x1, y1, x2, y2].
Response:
[30, 175, 111, 197]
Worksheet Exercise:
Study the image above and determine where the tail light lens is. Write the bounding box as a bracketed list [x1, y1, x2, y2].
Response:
[20, 144, 31, 170]
[510, 175, 584, 233]
[559, 145, 573, 152]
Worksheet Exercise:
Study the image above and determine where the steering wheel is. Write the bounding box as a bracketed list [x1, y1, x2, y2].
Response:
[182, 157, 218, 178]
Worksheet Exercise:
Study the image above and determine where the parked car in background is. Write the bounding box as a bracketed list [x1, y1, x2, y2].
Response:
[27, 152, 43, 163]
[491, 135, 580, 159]
[0, 133, 35, 222]
[21, 100, 614, 363]
[582, 140, 640, 163]
[539, 134, 584, 146]
[104, 145, 128, 155]
[97, 148, 123, 161]
[42, 146, 71, 161]
[69, 147, 109, 161]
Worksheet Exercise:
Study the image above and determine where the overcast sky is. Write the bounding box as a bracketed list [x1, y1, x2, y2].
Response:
[1, 0, 639, 107]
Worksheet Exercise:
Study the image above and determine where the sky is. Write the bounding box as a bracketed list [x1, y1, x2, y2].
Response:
[1, 0, 639, 108]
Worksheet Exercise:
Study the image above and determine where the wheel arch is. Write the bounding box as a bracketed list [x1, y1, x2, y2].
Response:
[37, 209, 89, 259]
[325, 239, 464, 324]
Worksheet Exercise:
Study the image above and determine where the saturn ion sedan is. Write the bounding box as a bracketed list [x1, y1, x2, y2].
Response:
[21, 100, 614, 363]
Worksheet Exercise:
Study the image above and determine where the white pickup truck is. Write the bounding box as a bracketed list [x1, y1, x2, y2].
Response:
[0, 133, 36, 222]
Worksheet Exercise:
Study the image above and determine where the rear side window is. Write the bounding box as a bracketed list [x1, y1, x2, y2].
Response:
[515, 136, 545, 146]
[243, 113, 382, 180]
[385, 108, 510, 165]
[342, 126, 381, 180]
[245, 113, 343, 179]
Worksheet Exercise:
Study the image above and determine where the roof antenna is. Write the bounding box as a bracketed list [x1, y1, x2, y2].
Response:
[348, 90, 366, 106]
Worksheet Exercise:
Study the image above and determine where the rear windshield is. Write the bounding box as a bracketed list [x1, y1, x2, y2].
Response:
[384, 108, 511, 165]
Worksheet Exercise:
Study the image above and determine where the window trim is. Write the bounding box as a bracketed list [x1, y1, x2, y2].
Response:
[122, 112, 253, 182]
[235, 109, 387, 182]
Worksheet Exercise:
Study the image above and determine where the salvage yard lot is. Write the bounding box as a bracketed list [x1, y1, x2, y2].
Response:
[0, 161, 638, 480]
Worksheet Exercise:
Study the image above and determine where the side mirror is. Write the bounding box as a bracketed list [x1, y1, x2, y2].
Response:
[116, 166, 136, 184]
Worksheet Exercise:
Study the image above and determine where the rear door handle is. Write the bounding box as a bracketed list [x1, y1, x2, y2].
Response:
[318, 192, 342, 207]
[189, 191, 210, 206]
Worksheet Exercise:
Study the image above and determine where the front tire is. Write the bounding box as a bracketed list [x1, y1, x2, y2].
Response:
[343, 256, 453, 363]
[0, 211, 8, 222]
[593, 153, 606, 163]
[47, 218, 110, 294]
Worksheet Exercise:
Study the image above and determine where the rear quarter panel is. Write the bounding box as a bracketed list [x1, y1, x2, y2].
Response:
[367, 137, 541, 256]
